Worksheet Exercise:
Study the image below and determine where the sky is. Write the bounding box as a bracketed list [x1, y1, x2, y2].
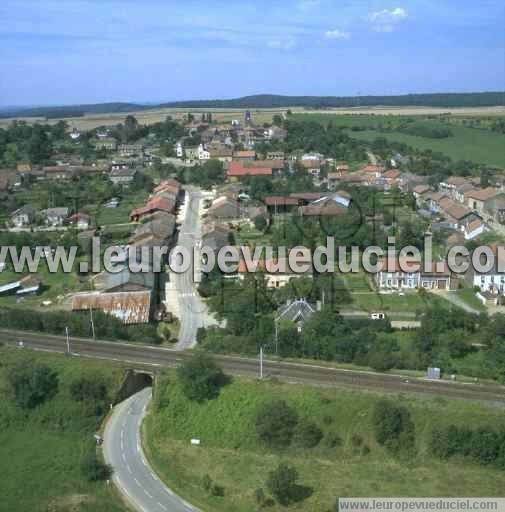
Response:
[0, 0, 504, 106]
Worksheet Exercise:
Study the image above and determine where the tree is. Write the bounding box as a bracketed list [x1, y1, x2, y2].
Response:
[177, 352, 227, 402]
[266, 463, 299, 506]
[273, 114, 283, 126]
[8, 360, 59, 409]
[255, 400, 299, 447]
[372, 399, 415, 452]
[253, 214, 268, 232]
[28, 125, 52, 163]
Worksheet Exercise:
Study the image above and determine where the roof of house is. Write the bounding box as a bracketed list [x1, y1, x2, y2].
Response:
[132, 217, 176, 242]
[72, 291, 152, 324]
[412, 185, 431, 195]
[277, 299, 316, 323]
[45, 207, 70, 217]
[16, 163, 32, 173]
[443, 201, 473, 221]
[445, 176, 470, 187]
[301, 203, 347, 216]
[301, 160, 321, 169]
[465, 187, 499, 201]
[227, 161, 272, 177]
[233, 150, 256, 158]
[383, 170, 401, 179]
[361, 164, 384, 173]
[466, 219, 484, 233]
[110, 168, 137, 177]
[103, 268, 155, 292]
[68, 212, 91, 222]
[209, 148, 234, 158]
[264, 196, 299, 206]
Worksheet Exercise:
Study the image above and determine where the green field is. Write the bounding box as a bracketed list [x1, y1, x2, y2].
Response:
[0, 348, 126, 512]
[295, 114, 505, 167]
[145, 374, 505, 512]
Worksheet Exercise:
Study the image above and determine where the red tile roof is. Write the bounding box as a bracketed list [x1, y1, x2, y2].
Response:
[227, 161, 272, 177]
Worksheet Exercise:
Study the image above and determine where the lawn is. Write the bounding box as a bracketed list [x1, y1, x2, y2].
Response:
[145, 374, 505, 512]
[0, 348, 126, 512]
[294, 113, 505, 167]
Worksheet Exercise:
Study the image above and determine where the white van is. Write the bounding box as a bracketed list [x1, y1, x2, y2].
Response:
[370, 312, 386, 320]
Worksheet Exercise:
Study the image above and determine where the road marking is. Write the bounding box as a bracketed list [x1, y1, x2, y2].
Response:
[134, 477, 141, 487]
[158, 502, 168, 511]
[121, 452, 126, 462]
[145, 490, 153, 499]
[126, 464, 132, 474]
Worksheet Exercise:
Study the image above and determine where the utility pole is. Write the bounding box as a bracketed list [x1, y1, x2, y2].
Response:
[65, 326, 70, 355]
[89, 307, 96, 340]
[259, 346, 264, 379]
[274, 321, 278, 356]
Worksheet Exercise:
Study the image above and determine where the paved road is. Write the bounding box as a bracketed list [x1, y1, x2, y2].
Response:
[103, 388, 199, 512]
[172, 189, 214, 350]
[2, 329, 504, 405]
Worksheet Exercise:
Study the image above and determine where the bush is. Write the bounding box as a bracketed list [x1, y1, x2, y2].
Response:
[8, 360, 59, 409]
[202, 474, 213, 492]
[254, 488, 266, 505]
[177, 352, 228, 402]
[69, 376, 108, 402]
[266, 463, 299, 506]
[80, 451, 112, 482]
[323, 432, 343, 448]
[372, 399, 415, 452]
[293, 420, 323, 448]
[255, 400, 299, 448]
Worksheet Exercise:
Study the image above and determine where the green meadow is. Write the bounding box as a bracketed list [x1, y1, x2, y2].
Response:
[145, 374, 505, 512]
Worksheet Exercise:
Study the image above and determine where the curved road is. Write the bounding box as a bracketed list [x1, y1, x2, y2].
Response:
[103, 387, 199, 512]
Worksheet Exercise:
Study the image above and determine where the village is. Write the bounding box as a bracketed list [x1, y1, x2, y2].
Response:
[1, 109, 505, 344]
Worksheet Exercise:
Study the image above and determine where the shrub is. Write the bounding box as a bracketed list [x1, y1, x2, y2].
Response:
[177, 352, 228, 402]
[324, 432, 343, 449]
[372, 399, 415, 452]
[69, 376, 108, 402]
[266, 463, 299, 506]
[8, 360, 59, 409]
[294, 420, 323, 448]
[255, 400, 299, 448]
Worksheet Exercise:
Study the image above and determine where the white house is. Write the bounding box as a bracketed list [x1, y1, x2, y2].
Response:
[198, 144, 210, 160]
[44, 207, 70, 226]
[10, 206, 37, 228]
[376, 257, 451, 291]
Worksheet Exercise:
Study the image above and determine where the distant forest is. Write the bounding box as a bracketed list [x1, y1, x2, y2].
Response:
[1, 92, 504, 119]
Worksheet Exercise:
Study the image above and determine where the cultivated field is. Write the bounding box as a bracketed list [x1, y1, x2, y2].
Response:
[1, 105, 504, 131]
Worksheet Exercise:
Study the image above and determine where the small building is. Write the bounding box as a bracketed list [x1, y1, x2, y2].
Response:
[207, 196, 247, 219]
[110, 168, 137, 185]
[44, 207, 70, 226]
[67, 212, 91, 230]
[94, 137, 117, 151]
[10, 206, 37, 227]
[118, 143, 144, 157]
[233, 150, 256, 161]
[237, 253, 313, 288]
[277, 299, 316, 332]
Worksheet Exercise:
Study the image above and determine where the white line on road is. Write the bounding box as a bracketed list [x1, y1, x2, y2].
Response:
[145, 490, 153, 499]
[134, 477, 141, 487]
[158, 502, 168, 511]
